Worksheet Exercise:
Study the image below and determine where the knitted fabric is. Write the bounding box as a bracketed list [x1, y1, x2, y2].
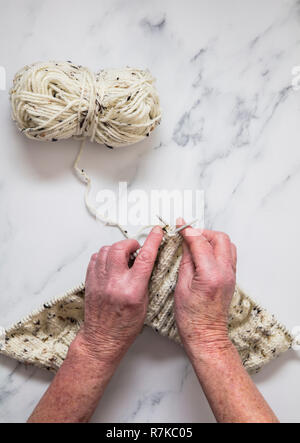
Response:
[0, 228, 292, 374]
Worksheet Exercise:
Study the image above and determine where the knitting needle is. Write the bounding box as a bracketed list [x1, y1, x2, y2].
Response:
[175, 219, 199, 233]
[129, 218, 199, 262]
[156, 215, 199, 233]
[156, 215, 169, 226]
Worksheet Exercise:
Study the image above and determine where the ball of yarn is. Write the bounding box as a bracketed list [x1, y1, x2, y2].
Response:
[10, 61, 161, 148]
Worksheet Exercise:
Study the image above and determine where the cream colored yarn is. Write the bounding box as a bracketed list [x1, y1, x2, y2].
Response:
[10, 61, 161, 148]
[0, 226, 293, 374]
[10, 61, 162, 237]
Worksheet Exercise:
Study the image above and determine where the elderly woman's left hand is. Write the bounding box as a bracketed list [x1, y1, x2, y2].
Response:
[76, 226, 163, 364]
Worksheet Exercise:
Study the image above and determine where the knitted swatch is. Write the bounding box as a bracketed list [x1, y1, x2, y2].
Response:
[0, 228, 293, 374]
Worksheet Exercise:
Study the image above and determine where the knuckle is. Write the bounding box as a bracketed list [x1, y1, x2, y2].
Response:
[208, 278, 222, 293]
[123, 292, 142, 308]
[111, 243, 125, 253]
[122, 287, 134, 299]
[111, 239, 139, 253]
[105, 280, 119, 298]
[206, 272, 225, 291]
[217, 231, 231, 242]
[99, 248, 109, 261]
[100, 246, 110, 253]
[104, 280, 141, 307]
[129, 239, 140, 249]
[104, 281, 113, 296]
[91, 253, 98, 261]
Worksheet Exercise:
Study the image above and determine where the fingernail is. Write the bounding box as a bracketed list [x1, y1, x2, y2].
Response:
[152, 225, 162, 234]
[176, 217, 184, 225]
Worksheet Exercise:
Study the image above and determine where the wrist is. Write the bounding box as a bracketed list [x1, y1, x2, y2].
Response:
[183, 330, 234, 365]
[68, 329, 130, 369]
[188, 341, 238, 377]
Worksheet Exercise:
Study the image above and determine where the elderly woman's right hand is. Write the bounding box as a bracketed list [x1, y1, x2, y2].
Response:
[174, 220, 237, 359]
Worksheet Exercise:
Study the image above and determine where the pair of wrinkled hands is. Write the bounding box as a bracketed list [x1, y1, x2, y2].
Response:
[76, 219, 237, 364]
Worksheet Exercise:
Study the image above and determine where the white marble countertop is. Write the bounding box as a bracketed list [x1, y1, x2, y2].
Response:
[1, 0, 300, 423]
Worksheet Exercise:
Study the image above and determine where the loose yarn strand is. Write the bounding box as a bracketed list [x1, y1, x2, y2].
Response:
[73, 141, 130, 239]
[73, 144, 198, 243]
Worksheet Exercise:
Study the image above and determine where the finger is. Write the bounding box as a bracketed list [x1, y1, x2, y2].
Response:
[176, 217, 187, 230]
[176, 218, 194, 276]
[86, 253, 97, 282]
[178, 241, 194, 282]
[107, 239, 140, 273]
[202, 230, 233, 267]
[179, 226, 215, 271]
[96, 246, 110, 274]
[133, 226, 163, 279]
[231, 242, 237, 273]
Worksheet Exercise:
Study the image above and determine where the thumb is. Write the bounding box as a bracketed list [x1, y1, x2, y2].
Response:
[132, 226, 163, 279]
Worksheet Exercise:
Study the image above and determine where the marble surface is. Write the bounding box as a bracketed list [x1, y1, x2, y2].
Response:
[0, 0, 300, 423]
